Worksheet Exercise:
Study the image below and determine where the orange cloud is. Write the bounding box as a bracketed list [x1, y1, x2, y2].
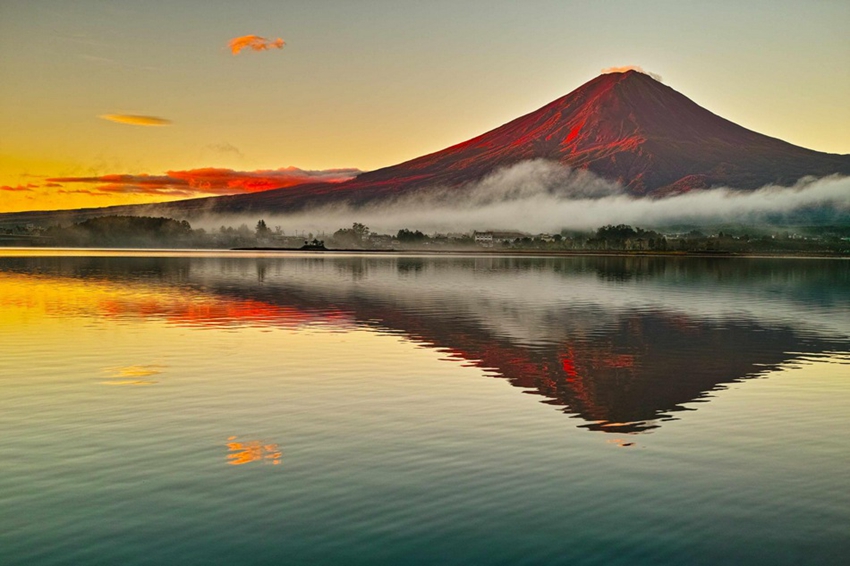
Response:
[1, 184, 37, 192]
[99, 114, 172, 126]
[600, 66, 663, 82]
[229, 35, 285, 55]
[57, 188, 108, 196]
[47, 166, 361, 198]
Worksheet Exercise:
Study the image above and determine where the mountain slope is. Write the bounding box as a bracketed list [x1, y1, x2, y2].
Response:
[207, 70, 849, 212]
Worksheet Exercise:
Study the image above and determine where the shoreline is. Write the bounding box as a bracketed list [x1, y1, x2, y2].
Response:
[0, 246, 846, 260]
[205, 246, 850, 259]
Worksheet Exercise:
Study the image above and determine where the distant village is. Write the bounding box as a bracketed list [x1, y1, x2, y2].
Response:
[1, 215, 849, 254]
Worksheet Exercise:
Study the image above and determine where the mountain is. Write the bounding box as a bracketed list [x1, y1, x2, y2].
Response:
[3, 70, 849, 223]
[196, 70, 849, 210]
[342, 70, 850, 194]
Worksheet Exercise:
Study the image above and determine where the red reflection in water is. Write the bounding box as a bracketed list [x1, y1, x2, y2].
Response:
[1, 270, 355, 333]
[97, 294, 351, 330]
[561, 354, 578, 379]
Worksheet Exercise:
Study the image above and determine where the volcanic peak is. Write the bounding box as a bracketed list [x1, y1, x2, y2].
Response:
[334, 69, 848, 198]
[121, 70, 850, 214]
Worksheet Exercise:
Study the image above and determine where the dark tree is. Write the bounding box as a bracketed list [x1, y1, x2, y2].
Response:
[596, 224, 638, 240]
[256, 219, 271, 237]
[352, 222, 369, 241]
[396, 229, 428, 243]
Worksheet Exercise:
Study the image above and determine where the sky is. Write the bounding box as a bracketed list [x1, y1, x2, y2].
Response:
[1, 0, 848, 213]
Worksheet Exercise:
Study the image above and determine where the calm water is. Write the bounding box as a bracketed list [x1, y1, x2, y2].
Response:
[1, 250, 849, 565]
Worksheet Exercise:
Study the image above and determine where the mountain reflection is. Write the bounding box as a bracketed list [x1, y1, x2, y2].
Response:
[2, 254, 848, 434]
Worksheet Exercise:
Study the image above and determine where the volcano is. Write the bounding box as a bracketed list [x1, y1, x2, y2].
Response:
[178, 69, 849, 214]
[4, 70, 850, 222]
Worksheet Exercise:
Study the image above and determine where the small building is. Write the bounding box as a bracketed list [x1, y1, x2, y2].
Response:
[474, 230, 528, 247]
[473, 231, 494, 246]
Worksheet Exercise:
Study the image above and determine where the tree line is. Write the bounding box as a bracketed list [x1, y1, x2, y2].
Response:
[1, 216, 848, 254]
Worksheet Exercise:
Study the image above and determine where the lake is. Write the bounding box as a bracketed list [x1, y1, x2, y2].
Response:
[1, 250, 848, 565]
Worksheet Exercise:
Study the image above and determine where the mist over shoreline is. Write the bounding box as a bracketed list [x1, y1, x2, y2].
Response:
[184, 160, 850, 235]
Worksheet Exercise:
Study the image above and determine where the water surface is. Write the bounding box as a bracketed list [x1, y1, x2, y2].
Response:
[1, 250, 848, 565]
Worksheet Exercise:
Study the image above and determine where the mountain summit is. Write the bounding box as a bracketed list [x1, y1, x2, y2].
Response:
[219, 69, 848, 212]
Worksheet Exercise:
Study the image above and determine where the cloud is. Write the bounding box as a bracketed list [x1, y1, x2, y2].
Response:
[56, 188, 109, 196]
[1, 184, 37, 192]
[46, 166, 361, 198]
[601, 66, 663, 82]
[99, 114, 172, 127]
[80, 55, 118, 65]
[229, 35, 285, 55]
[205, 143, 244, 158]
[238, 160, 850, 235]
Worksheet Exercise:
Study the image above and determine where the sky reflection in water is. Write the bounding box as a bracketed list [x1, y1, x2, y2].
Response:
[2, 253, 847, 434]
[1, 252, 848, 566]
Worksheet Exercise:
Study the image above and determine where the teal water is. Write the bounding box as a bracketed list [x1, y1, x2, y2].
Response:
[1, 251, 849, 565]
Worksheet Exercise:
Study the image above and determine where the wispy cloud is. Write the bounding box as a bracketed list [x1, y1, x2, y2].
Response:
[46, 167, 361, 198]
[1, 184, 37, 192]
[229, 35, 285, 55]
[80, 55, 118, 65]
[57, 188, 109, 196]
[601, 66, 663, 82]
[99, 114, 172, 127]
[204, 142, 244, 158]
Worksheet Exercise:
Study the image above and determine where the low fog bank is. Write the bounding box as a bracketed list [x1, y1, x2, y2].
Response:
[191, 160, 850, 235]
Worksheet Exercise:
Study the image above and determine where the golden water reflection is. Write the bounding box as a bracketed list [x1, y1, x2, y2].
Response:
[101, 364, 165, 386]
[0, 271, 351, 330]
[226, 436, 282, 466]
